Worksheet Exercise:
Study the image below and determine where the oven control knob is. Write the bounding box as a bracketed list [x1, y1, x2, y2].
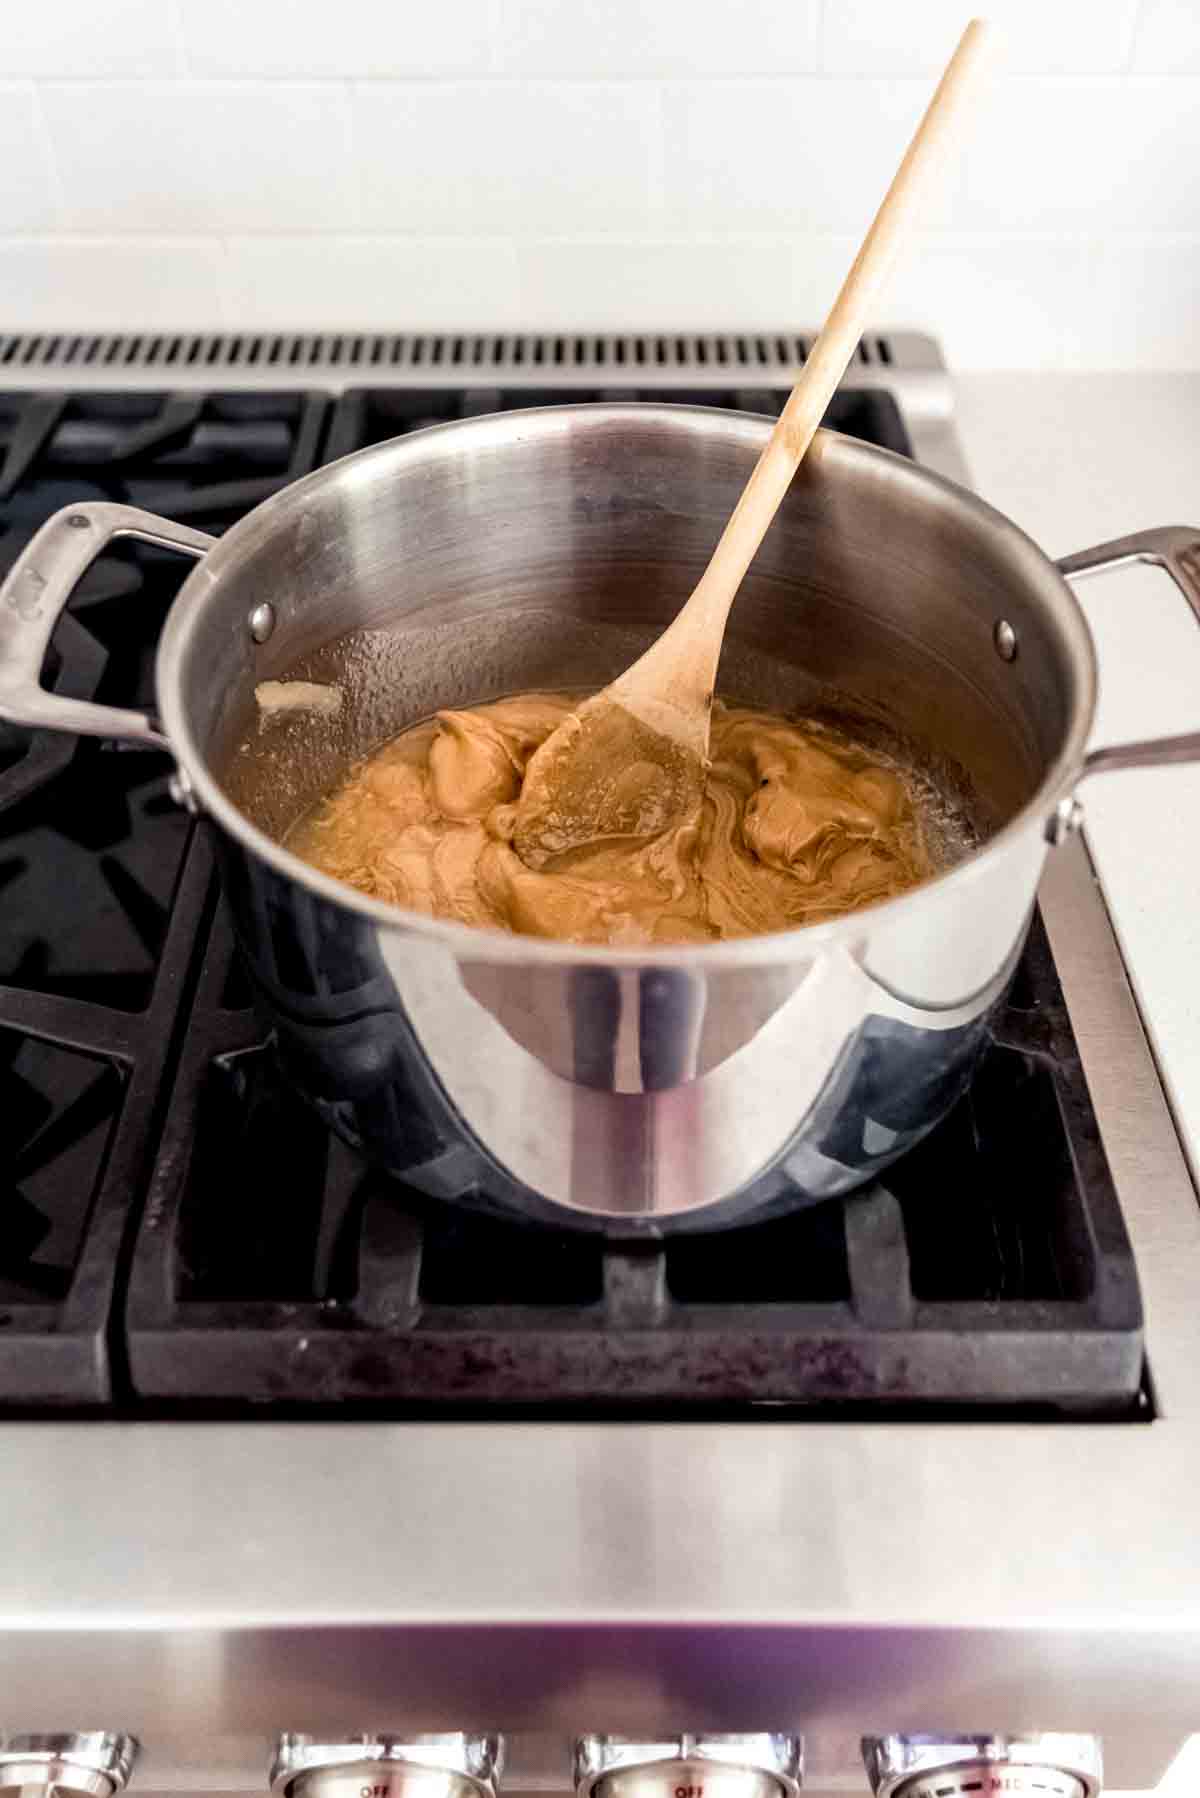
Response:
[270, 1737, 503, 1798]
[574, 1735, 804, 1798]
[862, 1737, 1103, 1798]
[0, 1735, 138, 1798]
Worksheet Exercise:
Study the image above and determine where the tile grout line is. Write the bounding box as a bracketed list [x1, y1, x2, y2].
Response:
[6, 230, 1200, 247]
[24, 70, 1200, 85]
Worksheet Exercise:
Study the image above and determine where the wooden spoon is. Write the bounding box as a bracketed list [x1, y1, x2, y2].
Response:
[512, 18, 991, 871]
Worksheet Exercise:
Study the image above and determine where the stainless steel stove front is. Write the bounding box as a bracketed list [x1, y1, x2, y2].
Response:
[0, 333, 1196, 1797]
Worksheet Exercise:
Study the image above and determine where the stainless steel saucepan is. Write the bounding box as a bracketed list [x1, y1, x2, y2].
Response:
[2, 405, 1198, 1232]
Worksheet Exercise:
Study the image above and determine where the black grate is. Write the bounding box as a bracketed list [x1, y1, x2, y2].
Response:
[0, 375, 1146, 1416]
[322, 383, 911, 465]
[0, 389, 329, 1403]
[123, 872, 1143, 1416]
[0, 388, 329, 527]
[0, 837, 212, 1403]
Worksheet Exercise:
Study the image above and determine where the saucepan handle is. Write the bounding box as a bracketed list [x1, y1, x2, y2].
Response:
[0, 499, 216, 747]
[1058, 524, 1200, 778]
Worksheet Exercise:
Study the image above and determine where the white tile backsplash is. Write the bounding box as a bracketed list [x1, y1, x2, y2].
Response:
[0, 0, 181, 78]
[495, 0, 819, 77]
[884, 234, 1200, 369]
[221, 235, 525, 327]
[2, 0, 1200, 370]
[662, 79, 962, 235]
[516, 234, 1200, 369]
[822, 0, 1139, 74]
[178, 0, 494, 78]
[0, 87, 60, 233]
[958, 78, 1200, 233]
[517, 238, 813, 327]
[41, 82, 355, 233]
[354, 82, 660, 235]
[0, 238, 226, 326]
[1131, 0, 1200, 71]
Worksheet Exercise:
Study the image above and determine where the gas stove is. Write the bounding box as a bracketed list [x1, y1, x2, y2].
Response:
[0, 336, 1142, 1416]
[1, 333, 1198, 1794]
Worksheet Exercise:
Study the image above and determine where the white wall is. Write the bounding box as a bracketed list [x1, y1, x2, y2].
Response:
[3, 0, 1200, 370]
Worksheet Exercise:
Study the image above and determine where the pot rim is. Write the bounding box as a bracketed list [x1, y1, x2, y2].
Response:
[157, 403, 1098, 970]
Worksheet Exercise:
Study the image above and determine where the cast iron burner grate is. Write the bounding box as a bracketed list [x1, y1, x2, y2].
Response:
[122, 846, 1143, 1415]
[322, 383, 911, 464]
[0, 388, 328, 1402]
[0, 378, 1145, 1414]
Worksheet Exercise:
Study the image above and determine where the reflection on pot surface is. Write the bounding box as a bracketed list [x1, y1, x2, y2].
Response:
[216, 808, 1015, 1229]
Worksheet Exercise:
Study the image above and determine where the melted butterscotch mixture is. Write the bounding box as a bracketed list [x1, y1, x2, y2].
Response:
[286, 694, 935, 945]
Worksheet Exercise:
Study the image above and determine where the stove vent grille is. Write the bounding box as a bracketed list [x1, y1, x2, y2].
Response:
[0, 329, 905, 387]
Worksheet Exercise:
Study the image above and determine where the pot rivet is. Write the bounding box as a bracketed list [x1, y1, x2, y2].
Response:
[1045, 794, 1085, 845]
[249, 602, 276, 643]
[66, 512, 90, 529]
[994, 618, 1018, 661]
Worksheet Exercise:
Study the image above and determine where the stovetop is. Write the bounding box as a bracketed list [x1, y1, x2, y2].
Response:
[6, 336, 1200, 1789]
[0, 355, 1144, 1417]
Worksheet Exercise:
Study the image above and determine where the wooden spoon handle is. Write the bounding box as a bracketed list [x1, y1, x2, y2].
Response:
[683, 17, 992, 649]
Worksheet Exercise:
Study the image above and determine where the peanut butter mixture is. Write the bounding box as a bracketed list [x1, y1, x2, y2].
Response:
[286, 694, 935, 945]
